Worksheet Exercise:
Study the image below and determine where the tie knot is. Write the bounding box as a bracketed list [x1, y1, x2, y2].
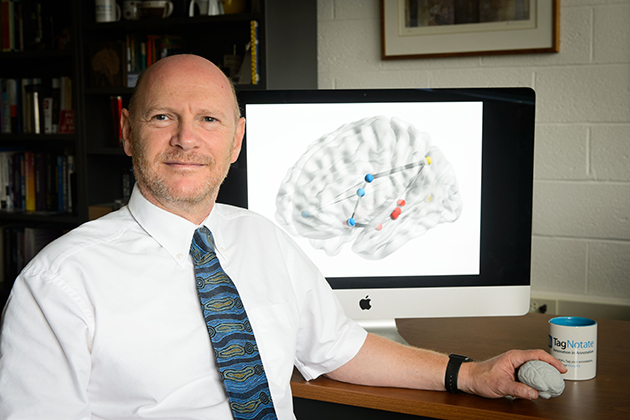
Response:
[191, 226, 216, 259]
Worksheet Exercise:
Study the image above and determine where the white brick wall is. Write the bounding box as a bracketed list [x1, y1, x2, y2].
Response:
[317, 0, 630, 306]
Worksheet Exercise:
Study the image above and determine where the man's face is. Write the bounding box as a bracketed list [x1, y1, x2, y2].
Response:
[122, 58, 244, 211]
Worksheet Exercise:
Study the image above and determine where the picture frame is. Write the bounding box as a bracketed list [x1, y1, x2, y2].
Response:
[381, 0, 560, 59]
[88, 41, 128, 88]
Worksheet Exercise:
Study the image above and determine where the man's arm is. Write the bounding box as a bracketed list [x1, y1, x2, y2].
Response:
[326, 333, 567, 400]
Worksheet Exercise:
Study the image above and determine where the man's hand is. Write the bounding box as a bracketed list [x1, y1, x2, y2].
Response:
[458, 349, 568, 400]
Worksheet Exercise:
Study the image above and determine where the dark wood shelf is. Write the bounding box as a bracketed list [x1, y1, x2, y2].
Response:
[0, 133, 76, 143]
[82, 13, 263, 33]
[0, 48, 74, 60]
[87, 146, 126, 156]
[0, 209, 80, 225]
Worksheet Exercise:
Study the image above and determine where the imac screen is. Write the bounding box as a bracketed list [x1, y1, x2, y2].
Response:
[234, 88, 534, 322]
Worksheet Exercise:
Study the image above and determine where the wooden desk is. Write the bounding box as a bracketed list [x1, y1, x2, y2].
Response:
[290, 313, 630, 419]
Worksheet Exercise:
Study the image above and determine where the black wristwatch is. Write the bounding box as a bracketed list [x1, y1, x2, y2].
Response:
[445, 353, 474, 394]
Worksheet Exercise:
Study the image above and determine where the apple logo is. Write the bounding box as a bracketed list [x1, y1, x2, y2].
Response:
[359, 295, 372, 311]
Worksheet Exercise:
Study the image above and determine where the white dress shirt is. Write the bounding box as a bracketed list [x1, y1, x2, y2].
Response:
[0, 186, 367, 419]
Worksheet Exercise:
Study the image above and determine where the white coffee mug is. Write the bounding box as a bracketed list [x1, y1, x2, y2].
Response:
[123, 0, 142, 20]
[549, 316, 597, 380]
[189, 0, 222, 16]
[95, 0, 121, 22]
[189, 0, 208, 16]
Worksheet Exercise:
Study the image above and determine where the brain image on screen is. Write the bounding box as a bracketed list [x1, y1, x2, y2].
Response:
[275, 116, 463, 260]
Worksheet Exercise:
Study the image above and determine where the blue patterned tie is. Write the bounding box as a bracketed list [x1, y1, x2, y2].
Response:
[190, 226, 277, 420]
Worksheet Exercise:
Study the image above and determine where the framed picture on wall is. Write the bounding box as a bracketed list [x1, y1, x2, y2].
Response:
[381, 0, 560, 59]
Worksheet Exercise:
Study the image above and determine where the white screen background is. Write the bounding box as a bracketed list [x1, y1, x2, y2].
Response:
[245, 102, 483, 279]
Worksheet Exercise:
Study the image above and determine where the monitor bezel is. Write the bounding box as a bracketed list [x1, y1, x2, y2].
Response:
[232, 87, 535, 293]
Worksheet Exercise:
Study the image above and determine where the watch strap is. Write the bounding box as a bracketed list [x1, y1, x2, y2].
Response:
[445, 353, 474, 394]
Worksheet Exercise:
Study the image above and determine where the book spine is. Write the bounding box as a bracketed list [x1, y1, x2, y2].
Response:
[6, 79, 18, 134]
[0, 151, 11, 209]
[31, 78, 42, 134]
[56, 154, 63, 211]
[24, 151, 35, 211]
[10, 154, 21, 210]
[140, 42, 146, 70]
[17, 153, 25, 210]
[58, 77, 74, 134]
[51, 78, 60, 133]
[43, 96, 52, 134]
[45, 153, 55, 211]
[56, 155, 68, 212]
[0, 79, 9, 133]
[67, 155, 73, 212]
[15, 0, 22, 52]
[34, 152, 45, 211]
[1, 0, 13, 52]
[250, 20, 259, 85]
[21, 78, 30, 133]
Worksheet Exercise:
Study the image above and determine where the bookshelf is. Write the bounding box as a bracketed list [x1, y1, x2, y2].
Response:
[0, 0, 317, 307]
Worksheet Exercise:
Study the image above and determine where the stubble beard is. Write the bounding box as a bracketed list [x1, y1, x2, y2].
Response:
[130, 134, 233, 211]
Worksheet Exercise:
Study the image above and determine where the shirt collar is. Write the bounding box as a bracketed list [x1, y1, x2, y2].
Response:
[127, 186, 218, 267]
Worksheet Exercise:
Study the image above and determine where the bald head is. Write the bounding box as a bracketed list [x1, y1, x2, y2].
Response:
[127, 54, 240, 126]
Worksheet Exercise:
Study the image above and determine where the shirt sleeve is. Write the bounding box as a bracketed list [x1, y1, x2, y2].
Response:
[284, 235, 368, 381]
[0, 270, 93, 419]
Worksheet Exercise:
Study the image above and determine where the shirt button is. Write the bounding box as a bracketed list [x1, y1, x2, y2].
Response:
[176, 253, 184, 259]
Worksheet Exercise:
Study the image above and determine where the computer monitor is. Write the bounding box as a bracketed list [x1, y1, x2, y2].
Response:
[231, 88, 534, 342]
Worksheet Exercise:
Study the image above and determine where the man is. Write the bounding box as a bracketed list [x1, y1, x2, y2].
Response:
[0, 55, 565, 419]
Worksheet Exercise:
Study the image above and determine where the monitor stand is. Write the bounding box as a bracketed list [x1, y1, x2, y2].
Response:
[357, 319, 409, 346]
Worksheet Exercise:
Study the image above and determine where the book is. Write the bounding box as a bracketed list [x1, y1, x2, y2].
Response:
[56, 154, 66, 212]
[0, 151, 14, 210]
[0, 79, 9, 133]
[43, 96, 53, 133]
[58, 109, 74, 134]
[250, 20, 259, 85]
[50, 77, 60, 133]
[59, 76, 72, 112]
[45, 153, 55, 211]
[110, 95, 123, 147]
[58, 76, 74, 134]
[31, 78, 42, 134]
[1, 0, 14, 52]
[34, 152, 46, 211]
[24, 151, 35, 211]
[237, 44, 252, 85]
[20, 78, 30, 133]
[12, 153, 23, 210]
[67, 154, 74, 212]
[13, 0, 22, 52]
[6, 79, 18, 133]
